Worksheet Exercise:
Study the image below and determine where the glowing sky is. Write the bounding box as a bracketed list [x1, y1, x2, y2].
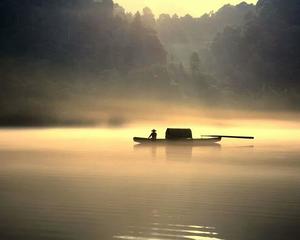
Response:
[115, 0, 258, 17]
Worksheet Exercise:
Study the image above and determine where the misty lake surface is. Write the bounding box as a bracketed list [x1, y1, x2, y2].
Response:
[0, 128, 299, 240]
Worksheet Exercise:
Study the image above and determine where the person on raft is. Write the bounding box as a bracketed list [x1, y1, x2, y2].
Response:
[148, 129, 157, 141]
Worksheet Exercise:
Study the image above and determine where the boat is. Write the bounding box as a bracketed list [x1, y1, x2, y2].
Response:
[133, 128, 254, 145]
[133, 136, 222, 145]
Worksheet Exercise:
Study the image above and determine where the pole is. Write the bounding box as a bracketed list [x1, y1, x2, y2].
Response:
[202, 135, 254, 139]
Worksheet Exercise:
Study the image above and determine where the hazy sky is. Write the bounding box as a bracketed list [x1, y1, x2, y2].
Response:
[115, 0, 258, 17]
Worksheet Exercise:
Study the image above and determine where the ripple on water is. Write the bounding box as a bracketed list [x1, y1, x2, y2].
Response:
[114, 223, 224, 240]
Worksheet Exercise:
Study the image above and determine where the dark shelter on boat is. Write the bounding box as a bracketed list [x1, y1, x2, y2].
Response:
[165, 128, 193, 140]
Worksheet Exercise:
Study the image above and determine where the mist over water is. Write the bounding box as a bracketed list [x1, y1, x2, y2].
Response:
[0, 121, 300, 240]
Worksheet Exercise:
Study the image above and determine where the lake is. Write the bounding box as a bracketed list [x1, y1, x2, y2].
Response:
[0, 127, 299, 240]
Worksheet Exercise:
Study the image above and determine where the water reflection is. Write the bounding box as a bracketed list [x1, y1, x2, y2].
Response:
[114, 223, 223, 240]
[133, 144, 221, 161]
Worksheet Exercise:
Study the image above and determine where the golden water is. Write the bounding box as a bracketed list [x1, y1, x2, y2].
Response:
[0, 124, 299, 240]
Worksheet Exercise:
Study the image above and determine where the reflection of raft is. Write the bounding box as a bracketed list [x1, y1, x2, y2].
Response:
[133, 128, 254, 145]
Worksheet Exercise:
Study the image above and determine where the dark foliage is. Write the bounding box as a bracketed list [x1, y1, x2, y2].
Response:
[154, 0, 300, 109]
[156, 2, 255, 63]
[210, 0, 300, 108]
[1, 0, 300, 126]
[0, 0, 165, 70]
[0, 0, 168, 126]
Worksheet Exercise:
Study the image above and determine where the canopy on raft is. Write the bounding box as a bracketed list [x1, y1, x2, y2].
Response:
[165, 128, 193, 140]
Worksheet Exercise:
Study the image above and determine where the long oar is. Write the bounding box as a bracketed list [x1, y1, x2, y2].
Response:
[202, 135, 254, 139]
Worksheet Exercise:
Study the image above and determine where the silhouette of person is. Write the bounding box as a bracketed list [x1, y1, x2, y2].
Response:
[148, 129, 157, 141]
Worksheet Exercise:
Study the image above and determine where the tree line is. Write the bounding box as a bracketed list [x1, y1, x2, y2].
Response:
[0, 0, 299, 126]
[153, 0, 300, 109]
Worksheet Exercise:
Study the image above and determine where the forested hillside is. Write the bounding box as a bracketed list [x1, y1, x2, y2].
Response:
[156, 2, 255, 63]
[210, 0, 300, 108]
[0, 0, 299, 126]
[154, 0, 300, 109]
[0, 0, 165, 70]
[0, 0, 169, 126]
